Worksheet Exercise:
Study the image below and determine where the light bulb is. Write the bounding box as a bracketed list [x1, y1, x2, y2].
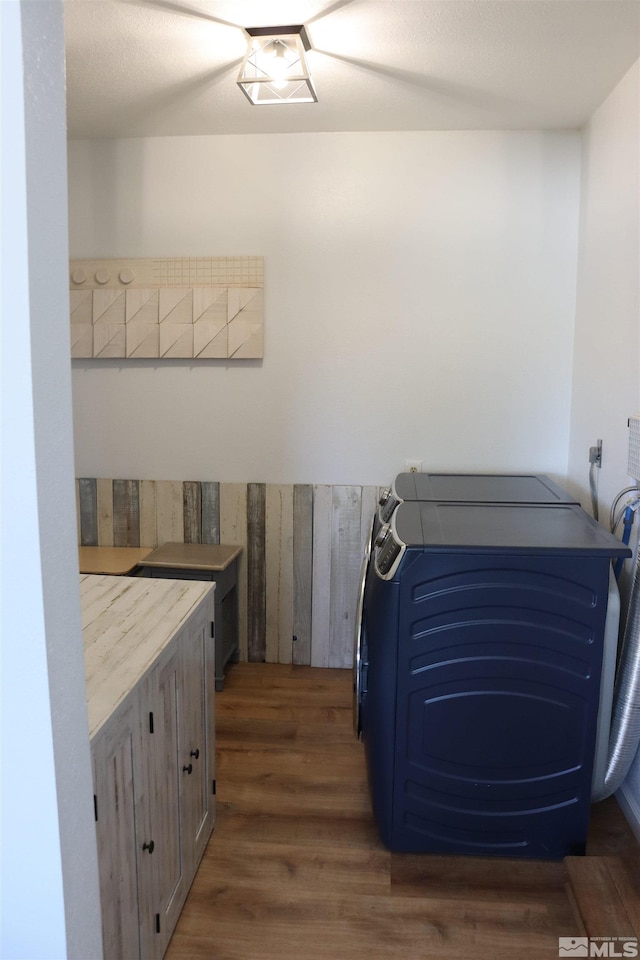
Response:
[268, 41, 289, 88]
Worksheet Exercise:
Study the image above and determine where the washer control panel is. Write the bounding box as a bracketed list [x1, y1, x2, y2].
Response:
[377, 487, 402, 525]
[374, 522, 405, 579]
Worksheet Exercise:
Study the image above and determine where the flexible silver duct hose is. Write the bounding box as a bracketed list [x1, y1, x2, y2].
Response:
[593, 547, 640, 800]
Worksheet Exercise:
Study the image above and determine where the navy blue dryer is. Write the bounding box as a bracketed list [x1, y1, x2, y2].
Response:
[358, 500, 630, 858]
[377, 472, 577, 528]
[394, 471, 578, 504]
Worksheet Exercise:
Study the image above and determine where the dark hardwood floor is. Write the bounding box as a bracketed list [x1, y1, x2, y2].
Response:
[166, 663, 639, 960]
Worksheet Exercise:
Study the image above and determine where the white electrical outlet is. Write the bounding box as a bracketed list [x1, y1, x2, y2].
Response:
[404, 460, 423, 473]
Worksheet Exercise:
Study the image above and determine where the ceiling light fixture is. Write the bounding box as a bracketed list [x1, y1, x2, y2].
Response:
[237, 26, 317, 105]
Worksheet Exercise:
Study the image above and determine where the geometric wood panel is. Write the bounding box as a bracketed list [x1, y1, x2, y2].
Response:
[228, 289, 264, 359]
[159, 289, 193, 359]
[70, 257, 264, 359]
[70, 289, 93, 358]
[193, 289, 228, 359]
[125, 289, 159, 358]
[93, 289, 125, 358]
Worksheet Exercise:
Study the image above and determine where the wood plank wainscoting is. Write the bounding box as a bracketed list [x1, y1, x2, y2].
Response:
[77, 479, 380, 668]
[164, 663, 640, 960]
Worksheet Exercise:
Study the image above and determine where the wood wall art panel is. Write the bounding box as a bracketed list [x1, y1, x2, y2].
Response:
[125, 289, 159, 358]
[76, 478, 380, 670]
[70, 257, 264, 360]
[70, 290, 93, 358]
[93, 289, 126, 358]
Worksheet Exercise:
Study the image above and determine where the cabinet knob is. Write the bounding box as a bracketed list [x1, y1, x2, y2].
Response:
[183, 763, 193, 775]
[142, 840, 155, 854]
[190, 748, 200, 760]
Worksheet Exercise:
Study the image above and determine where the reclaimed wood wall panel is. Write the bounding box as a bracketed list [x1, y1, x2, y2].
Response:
[265, 485, 294, 665]
[310, 485, 333, 668]
[220, 484, 249, 663]
[77, 478, 382, 670]
[112, 480, 140, 547]
[183, 481, 202, 544]
[292, 485, 314, 667]
[156, 481, 184, 545]
[201, 483, 220, 545]
[97, 478, 115, 547]
[247, 484, 267, 662]
[79, 478, 98, 546]
[139, 480, 158, 548]
[329, 486, 365, 669]
[76, 481, 81, 545]
[360, 486, 379, 556]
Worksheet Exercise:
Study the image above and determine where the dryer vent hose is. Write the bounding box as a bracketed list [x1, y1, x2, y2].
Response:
[593, 546, 640, 800]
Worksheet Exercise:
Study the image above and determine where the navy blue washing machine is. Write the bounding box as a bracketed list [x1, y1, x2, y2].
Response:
[357, 499, 630, 858]
[358, 472, 580, 738]
[377, 472, 578, 529]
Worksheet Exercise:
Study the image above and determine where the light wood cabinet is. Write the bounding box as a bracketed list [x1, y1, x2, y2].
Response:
[136, 641, 184, 959]
[92, 699, 139, 960]
[82, 575, 216, 960]
[178, 615, 213, 877]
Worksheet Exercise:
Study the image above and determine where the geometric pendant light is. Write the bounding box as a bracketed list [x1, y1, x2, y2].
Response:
[237, 25, 317, 104]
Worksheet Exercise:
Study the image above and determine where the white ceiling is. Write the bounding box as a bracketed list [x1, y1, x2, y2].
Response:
[64, 0, 640, 138]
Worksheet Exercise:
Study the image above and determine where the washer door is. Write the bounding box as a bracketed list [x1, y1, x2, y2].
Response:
[353, 531, 372, 739]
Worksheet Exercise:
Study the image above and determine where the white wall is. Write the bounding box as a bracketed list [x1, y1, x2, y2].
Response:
[567, 61, 640, 515]
[566, 60, 640, 837]
[0, 2, 102, 957]
[68, 131, 581, 485]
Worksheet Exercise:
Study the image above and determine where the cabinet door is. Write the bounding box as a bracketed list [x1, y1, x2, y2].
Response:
[92, 699, 141, 960]
[136, 644, 186, 960]
[179, 611, 213, 875]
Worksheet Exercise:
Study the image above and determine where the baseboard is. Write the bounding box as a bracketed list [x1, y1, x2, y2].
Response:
[616, 783, 640, 846]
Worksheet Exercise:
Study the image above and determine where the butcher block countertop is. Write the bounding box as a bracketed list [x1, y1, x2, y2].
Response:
[79, 546, 153, 575]
[140, 542, 241, 571]
[81, 574, 214, 739]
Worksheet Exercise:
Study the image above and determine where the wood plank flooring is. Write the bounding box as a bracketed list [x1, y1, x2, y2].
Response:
[166, 663, 639, 960]
[565, 856, 640, 938]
